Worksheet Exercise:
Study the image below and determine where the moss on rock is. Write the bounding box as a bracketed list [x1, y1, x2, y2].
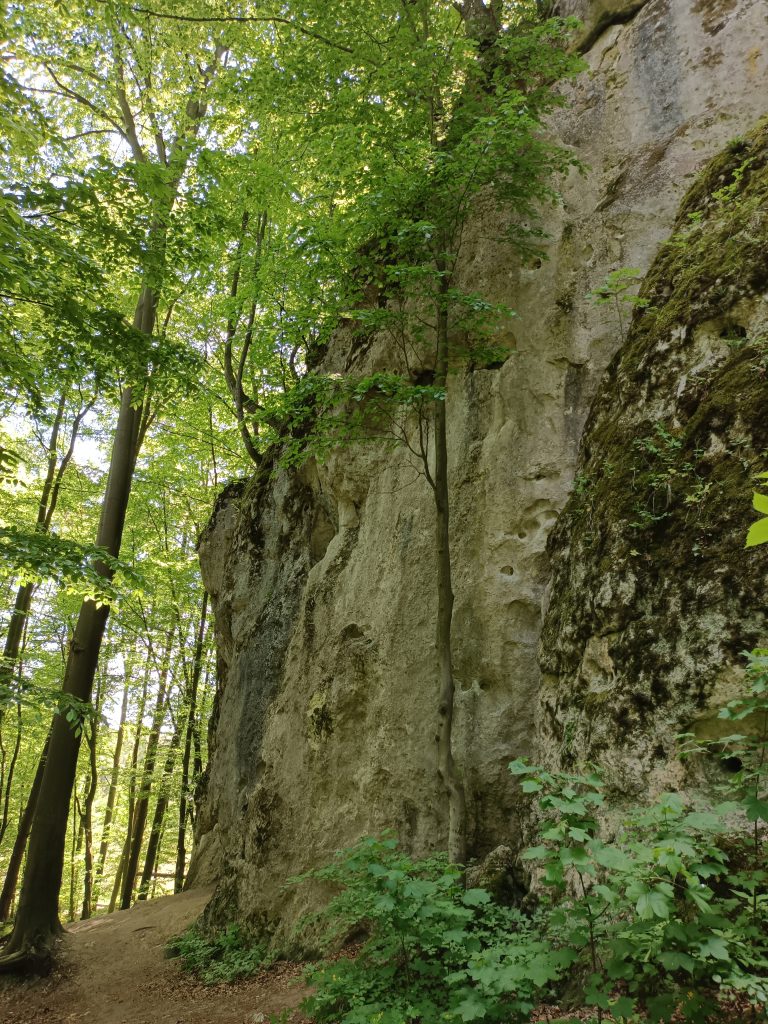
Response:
[539, 118, 768, 793]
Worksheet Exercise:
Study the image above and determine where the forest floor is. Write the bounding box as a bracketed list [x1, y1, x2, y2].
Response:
[0, 888, 311, 1024]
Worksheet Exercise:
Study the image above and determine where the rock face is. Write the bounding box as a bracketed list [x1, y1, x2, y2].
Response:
[190, 0, 768, 943]
[539, 121, 768, 795]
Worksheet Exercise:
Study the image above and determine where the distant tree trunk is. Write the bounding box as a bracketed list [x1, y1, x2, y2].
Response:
[0, 732, 50, 921]
[0, 692, 23, 847]
[0, 288, 155, 964]
[175, 592, 207, 891]
[109, 656, 151, 914]
[137, 711, 183, 899]
[80, 676, 103, 919]
[119, 632, 173, 909]
[93, 673, 130, 903]
[109, 827, 130, 916]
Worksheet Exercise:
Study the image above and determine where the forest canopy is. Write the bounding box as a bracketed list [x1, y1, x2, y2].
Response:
[0, 0, 576, 965]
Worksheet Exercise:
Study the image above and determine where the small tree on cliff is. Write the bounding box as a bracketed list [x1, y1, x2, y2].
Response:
[285, 5, 582, 864]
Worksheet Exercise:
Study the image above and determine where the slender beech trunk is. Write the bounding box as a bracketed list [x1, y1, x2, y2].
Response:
[1, 289, 155, 962]
[80, 675, 103, 919]
[0, 732, 50, 921]
[119, 633, 173, 909]
[1, 387, 62, 694]
[175, 592, 207, 891]
[109, 827, 130, 915]
[93, 673, 130, 900]
[0, 694, 23, 847]
[431, 263, 466, 867]
[137, 711, 182, 899]
[109, 657, 151, 914]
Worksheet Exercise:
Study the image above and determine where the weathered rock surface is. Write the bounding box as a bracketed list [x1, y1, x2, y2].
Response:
[539, 121, 768, 795]
[190, 0, 768, 942]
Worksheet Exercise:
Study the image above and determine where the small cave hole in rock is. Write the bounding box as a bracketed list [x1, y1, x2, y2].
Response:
[719, 323, 747, 340]
[500, 565, 515, 576]
[412, 368, 435, 387]
[517, 530, 527, 540]
[341, 622, 364, 641]
[721, 755, 743, 774]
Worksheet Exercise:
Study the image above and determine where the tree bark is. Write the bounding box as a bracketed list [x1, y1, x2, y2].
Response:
[80, 675, 103, 919]
[0, 288, 155, 963]
[119, 632, 172, 909]
[174, 592, 207, 891]
[108, 654, 151, 914]
[93, 672, 130, 902]
[432, 264, 466, 867]
[0, 732, 50, 921]
[137, 709, 182, 899]
[0, 694, 23, 847]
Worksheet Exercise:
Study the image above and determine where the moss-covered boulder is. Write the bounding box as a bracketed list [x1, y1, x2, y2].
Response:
[539, 118, 768, 795]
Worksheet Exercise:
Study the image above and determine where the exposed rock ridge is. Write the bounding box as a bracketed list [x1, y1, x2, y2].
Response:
[191, 0, 768, 943]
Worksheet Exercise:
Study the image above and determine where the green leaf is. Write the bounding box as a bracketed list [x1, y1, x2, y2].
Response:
[521, 778, 543, 793]
[746, 515, 768, 547]
[455, 993, 488, 1022]
[659, 951, 695, 972]
[462, 888, 491, 907]
[610, 996, 636, 1019]
[521, 845, 549, 861]
[637, 889, 670, 919]
[697, 936, 730, 960]
[744, 795, 768, 822]
[594, 846, 633, 872]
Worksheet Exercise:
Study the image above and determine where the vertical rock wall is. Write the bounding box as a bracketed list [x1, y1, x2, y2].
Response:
[539, 121, 768, 794]
[190, 0, 768, 942]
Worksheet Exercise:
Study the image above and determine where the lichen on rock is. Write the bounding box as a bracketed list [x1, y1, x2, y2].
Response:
[539, 118, 768, 795]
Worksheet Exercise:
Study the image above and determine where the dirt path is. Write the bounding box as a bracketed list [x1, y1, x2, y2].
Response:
[0, 888, 310, 1024]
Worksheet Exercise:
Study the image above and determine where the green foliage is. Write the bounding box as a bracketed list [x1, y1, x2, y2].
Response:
[746, 472, 768, 547]
[628, 423, 703, 530]
[295, 836, 572, 1024]
[300, 658, 768, 1024]
[588, 268, 650, 345]
[166, 924, 266, 985]
[0, 527, 138, 604]
[511, 653, 768, 1022]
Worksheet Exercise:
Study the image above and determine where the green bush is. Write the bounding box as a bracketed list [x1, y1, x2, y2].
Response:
[300, 652, 768, 1024]
[297, 836, 573, 1024]
[166, 923, 265, 984]
[510, 649, 768, 1023]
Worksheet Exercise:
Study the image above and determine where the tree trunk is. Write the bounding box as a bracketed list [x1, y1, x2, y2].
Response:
[0, 392, 75, 702]
[0, 288, 155, 963]
[93, 672, 130, 903]
[119, 632, 172, 909]
[80, 676, 103, 919]
[108, 655, 151, 914]
[0, 732, 50, 921]
[175, 592, 207, 891]
[0, 695, 23, 847]
[137, 711, 182, 900]
[432, 266, 466, 867]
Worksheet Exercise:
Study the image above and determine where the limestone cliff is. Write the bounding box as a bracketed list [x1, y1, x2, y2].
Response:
[190, 0, 768, 943]
[539, 120, 768, 794]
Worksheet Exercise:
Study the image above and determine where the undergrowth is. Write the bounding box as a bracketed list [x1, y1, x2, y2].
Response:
[292, 650, 768, 1024]
[165, 923, 265, 984]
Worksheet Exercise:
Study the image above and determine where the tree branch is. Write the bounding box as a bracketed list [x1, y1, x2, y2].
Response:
[103, 2, 355, 54]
